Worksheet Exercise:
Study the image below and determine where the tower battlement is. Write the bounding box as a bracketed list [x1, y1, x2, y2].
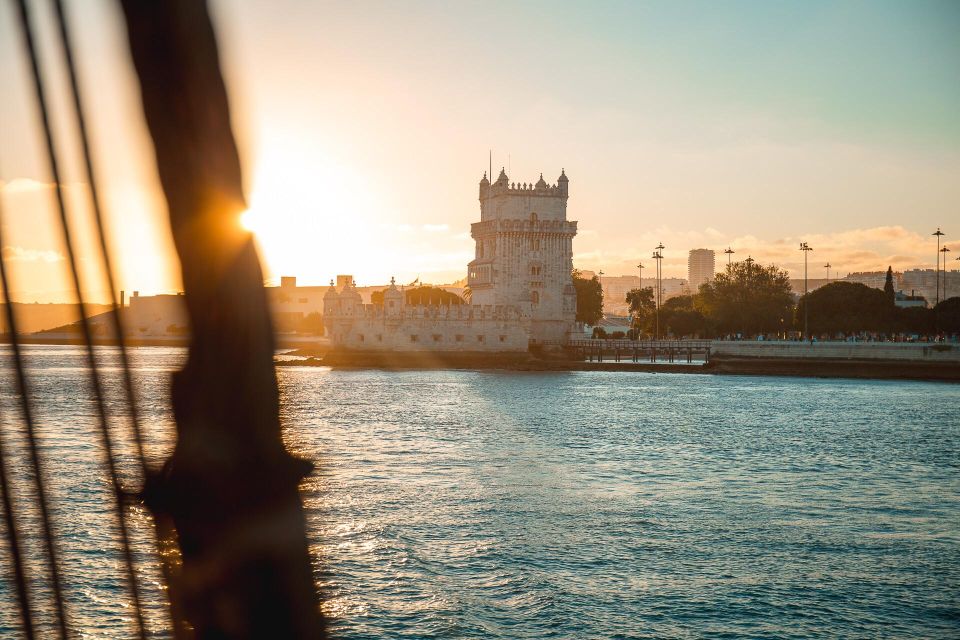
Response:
[480, 168, 569, 199]
[479, 168, 570, 222]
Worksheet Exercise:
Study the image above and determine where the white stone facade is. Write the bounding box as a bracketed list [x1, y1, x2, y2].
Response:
[323, 280, 529, 352]
[469, 169, 577, 343]
[323, 168, 579, 351]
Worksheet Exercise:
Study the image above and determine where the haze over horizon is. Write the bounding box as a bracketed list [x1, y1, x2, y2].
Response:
[1, 0, 958, 302]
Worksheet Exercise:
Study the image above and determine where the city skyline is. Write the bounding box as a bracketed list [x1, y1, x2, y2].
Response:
[1, 0, 959, 301]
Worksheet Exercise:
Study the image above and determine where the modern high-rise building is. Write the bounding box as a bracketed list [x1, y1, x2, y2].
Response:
[687, 249, 716, 292]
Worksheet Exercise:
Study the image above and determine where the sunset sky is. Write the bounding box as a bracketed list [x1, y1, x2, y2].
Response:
[1, 0, 958, 301]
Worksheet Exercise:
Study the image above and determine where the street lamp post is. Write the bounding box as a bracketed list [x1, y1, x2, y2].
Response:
[955, 255, 960, 300]
[941, 247, 951, 302]
[653, 244, 664, 340]
[635, 262, 644, 338]
[933, 227, 944, 305]
[824, 262, 831, 282]
[724, 246, 735, 271]
[800, 242, 813, 339]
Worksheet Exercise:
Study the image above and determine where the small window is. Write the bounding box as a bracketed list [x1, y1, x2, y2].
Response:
[410, 335, 419, 342]
[531, 291, 540, 304]
[499, 335, 506, 342]
[530, 212, 538, 222]
[376, 334, 382, 342]
[432, 334, 442, 342]
[358, 334, 364, 342]
[530, 265, 541, 276]
[477, 335, 485, 343]
[455, 334, 464, 342]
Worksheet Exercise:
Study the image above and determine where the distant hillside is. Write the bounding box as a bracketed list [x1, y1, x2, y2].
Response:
[0, 303, 113, 335]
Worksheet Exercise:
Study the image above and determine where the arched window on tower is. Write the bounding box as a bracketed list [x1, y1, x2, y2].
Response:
[531, 290, 540, 305]
[530, 212, 538, 223]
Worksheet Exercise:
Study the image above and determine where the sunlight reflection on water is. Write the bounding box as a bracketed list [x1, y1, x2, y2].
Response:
[1, 346, 959, 638]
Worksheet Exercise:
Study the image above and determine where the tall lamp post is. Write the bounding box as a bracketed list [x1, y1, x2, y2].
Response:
[653, 245, 664, 340]
[955, 255, 960, 300]
[933, 227, 944, 305]
[800, 242, 813, 339]
[941, 247, 951, 302]
[635, 262, 644, 338]
[724, 246, 735, 271]
[824, 262, 831, 282]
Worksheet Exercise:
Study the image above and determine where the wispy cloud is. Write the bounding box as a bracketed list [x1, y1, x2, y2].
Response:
[0, 178, 53, 194]
[2, 246, 65, 263]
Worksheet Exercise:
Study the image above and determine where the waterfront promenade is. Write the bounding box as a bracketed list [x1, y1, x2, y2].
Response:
[574, 339, 960, 380]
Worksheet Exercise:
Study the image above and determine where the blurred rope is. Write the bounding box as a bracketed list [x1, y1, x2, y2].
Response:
[0, 185, 67, 638]
[14, 0, 146, 636]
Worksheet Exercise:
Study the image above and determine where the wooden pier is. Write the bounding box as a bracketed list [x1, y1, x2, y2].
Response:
[567, 339, 712, 364]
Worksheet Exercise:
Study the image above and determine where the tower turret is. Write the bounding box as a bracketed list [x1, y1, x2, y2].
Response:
[557, 169, 569, 196]
[323, 279, 340, 317]
[383, 276, 403, 317]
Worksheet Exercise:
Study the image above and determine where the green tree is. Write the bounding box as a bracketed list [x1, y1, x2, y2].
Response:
[660, 295, 708, 337]
[883, 266, 895, 305]
[795, 281, 892, 335]
[895, 306, 935, 335]
[625, 287, 655, 332]
[695, 261, 794, 336]
[573, 269, 603, 325]
[934, 296, 960, 334]
[373, 285, 465, 306]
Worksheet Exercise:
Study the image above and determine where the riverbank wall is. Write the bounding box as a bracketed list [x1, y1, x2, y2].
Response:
[708, 341, 960, 381]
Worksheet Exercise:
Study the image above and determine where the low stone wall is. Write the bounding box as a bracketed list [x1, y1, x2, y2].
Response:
[710, 341, 960, 363]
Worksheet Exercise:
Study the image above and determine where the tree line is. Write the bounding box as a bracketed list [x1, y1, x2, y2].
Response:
[574, 263, 960, 339]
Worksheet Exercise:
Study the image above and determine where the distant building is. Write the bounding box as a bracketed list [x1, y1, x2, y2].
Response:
[842, 270, 900, 291]
[592, 275, 688, 316]
[836, 269, 960, 307]
[895, 291, 927, 308]
[788, 279, 831, 296]
[687, 249, 715, 292]
[125, 291, 189, 335]
[902, 269, 960, 305]
[600, 275, 641, 316]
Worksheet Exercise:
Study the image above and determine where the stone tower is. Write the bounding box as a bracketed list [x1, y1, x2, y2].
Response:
[468, 168, 578, 343]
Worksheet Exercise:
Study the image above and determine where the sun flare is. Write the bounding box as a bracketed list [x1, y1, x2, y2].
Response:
[242, 143, 392, 285]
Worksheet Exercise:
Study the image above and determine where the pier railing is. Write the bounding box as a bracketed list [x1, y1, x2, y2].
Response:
[567, 339, 712, 363]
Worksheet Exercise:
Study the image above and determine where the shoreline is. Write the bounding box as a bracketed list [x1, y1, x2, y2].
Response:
[280, 349, 960, 382]
[5, 337, 957, 381]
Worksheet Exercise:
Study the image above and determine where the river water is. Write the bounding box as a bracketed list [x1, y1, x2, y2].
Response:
[0, 345, 958, 638]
